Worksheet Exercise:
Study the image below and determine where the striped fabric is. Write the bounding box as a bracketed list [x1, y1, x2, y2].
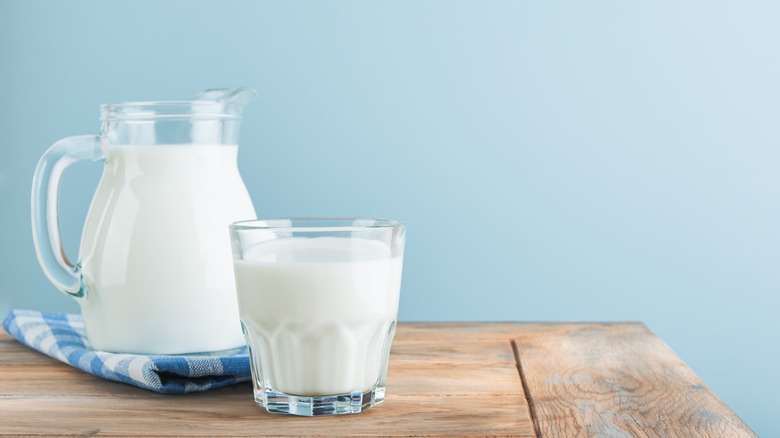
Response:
[2, 309, 251, 394]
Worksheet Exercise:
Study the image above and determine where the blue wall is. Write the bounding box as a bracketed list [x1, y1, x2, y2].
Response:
[1, 1, 777, 434]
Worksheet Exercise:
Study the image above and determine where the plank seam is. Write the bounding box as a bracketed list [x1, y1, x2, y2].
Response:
[511, 339, 542, 438]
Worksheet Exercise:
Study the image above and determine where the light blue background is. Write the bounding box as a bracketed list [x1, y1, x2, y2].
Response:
[1, 1, 777, 434]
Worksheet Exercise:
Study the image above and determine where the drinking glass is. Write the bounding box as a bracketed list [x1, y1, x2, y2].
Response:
[229, 218, 405, 416]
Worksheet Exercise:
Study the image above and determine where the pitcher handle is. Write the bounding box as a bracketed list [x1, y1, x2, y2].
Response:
[31, 135, 104, 299]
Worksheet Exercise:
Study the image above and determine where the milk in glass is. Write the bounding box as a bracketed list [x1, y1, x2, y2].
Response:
[235, 237, 402, 396]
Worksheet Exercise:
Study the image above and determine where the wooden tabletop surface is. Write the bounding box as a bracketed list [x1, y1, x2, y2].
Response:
[0, 322, 756, 437]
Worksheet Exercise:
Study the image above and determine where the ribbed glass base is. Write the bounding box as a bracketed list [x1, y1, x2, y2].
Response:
[255, 385, 385, 416]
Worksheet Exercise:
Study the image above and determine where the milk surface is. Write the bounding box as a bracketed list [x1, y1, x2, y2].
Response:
[79, 144, 256, 354]
[235, 237, 402, 396]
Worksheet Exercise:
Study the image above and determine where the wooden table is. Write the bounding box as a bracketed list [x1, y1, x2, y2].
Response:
[0, 322, 755, 437]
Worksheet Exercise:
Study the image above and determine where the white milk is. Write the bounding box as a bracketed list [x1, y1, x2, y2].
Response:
[78, 145, 256, 354]
[235, 237, 402, 396]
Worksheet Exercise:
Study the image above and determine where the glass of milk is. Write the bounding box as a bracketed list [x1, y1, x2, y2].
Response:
[229, 218, 405, 416]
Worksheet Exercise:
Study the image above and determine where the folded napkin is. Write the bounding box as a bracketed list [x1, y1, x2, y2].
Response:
[2, 310, 251, 394]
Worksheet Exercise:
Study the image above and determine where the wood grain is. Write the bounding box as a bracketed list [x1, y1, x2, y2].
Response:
[0, 325, 534, 437]
[512, 323, 757, 438]
[0, 322, 756, 437]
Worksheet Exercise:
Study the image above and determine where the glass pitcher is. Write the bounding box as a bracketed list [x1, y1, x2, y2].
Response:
[31, 88, 257, 354]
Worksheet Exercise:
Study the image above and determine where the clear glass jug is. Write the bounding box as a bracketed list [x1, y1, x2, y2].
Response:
[31, 88, 257, 354]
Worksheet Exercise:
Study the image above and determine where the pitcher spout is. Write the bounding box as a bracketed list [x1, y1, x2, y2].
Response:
[194, 86, 257, 111]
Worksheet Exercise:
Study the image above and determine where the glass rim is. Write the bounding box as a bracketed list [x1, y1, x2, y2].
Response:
[100, 100, 247, 121]
[230, 217, 405, 232]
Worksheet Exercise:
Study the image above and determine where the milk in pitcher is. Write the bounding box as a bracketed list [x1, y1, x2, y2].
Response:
[78, 144, 256, 354]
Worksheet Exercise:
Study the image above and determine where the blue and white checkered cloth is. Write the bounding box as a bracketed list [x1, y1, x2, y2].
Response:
[2, 310, 251, 394]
